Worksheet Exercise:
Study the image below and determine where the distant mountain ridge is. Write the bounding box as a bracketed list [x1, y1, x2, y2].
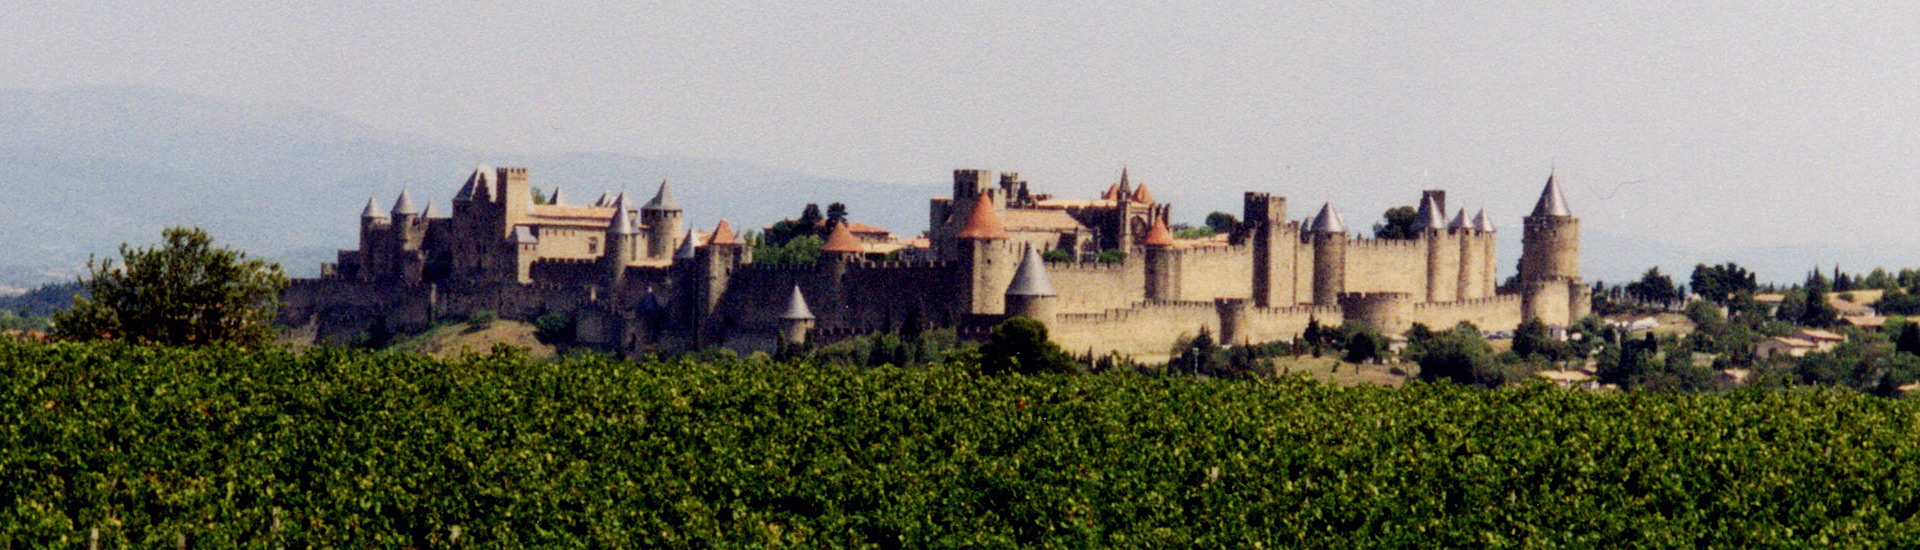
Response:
[0, 86, 940, 286]
[0, 86, 1889, 289]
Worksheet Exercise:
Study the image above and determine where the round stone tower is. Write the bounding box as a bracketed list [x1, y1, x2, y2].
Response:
[642, 179, 683, 260]
[1520, 173, 1582, 326]
[1309, 203, 1349, 306]
[778, 285, 816, 346]
[1004, 247, 1058, 326]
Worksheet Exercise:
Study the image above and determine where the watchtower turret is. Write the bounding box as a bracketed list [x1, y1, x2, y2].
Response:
[1520, 172, 1586, 325]
[642, 179, 683, 259]
[604, 192, 639, 288]
[1005, 247, 1058, 326]
[1309, 203, 1349, 305]
[1142, 218, 1179, 301]
[954, 190, 1012, 315]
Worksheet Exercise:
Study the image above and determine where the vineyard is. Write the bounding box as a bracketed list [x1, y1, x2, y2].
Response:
[4, 339, 1920, 547]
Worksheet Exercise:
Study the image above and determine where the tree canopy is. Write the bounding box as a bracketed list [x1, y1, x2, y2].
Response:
[53, 227, 287, 346]
[1372, 206, 1419, 240]
[978, 317, 1077, 375]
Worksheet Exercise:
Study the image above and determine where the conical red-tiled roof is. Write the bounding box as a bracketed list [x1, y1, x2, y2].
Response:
[1101, 183, 1121, 201]
[821, 222, 863, 253]
[954, 193, 1009, 240]
[1131, 183, 1155, 204]
[1142, 218, 1175, 247]
[707, 220, 740, 246]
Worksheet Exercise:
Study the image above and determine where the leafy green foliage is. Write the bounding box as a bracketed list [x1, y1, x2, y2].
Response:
[753, 234, 824, 266]
[1408, 322, 1503, 386]
[1040, 248, 1072, 262]
[1690, 263, 1756, 305]
[1203, 211, 1238, 233]
[53, 227, 287, 346]
[979, 317, 1076, 375]
[11, 339, 1920, 546]
[1171, 224, 1215, 240]
[1371, 205, 1418, 240]
[1625, 267, 1681, 308]
[1341, 323, 1387, 364]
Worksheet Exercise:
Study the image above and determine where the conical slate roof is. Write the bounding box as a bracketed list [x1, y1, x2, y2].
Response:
[954, 193, 1009, 240]
[638, 289, 665, 312]
[1448, 209, 1468, 229]
[391, 189, 418, 216]
[1413, 195, 1445, 230]
[1006, 248, 1057, 297]
[1311, 203, 1348, 233]
[674, 229, 697, 259]
[548, 186, 563, 206]
[821, 221, 863, 254]
[1532, 173, 1571, 217]
[594, 191, 611, 207]
[1473, 209, 1495, 232]
[644, 179, 679, 211]
[1142, 218, 1176, 247]
[780, 285, 815, 320]
[608, 193, 638, 235]
[360, 196, 384, 218]
[420, 202, 435, 219]
[455, 165, 494, 202]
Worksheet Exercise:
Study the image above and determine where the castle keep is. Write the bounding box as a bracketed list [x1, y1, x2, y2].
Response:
[283, 166, 1588, 357]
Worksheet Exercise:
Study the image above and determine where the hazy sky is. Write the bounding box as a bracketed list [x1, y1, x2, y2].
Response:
[7, 2, 1920, 253]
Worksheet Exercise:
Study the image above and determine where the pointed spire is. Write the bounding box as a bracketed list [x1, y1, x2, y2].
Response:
[781, 285, 816, 320]
[707, 220, 739, 246]
[1532, 171, 1571, 217]
[594, 191, 611, 207]
[954, 192, 1009, 240]
[1448, 209, 1468, 229]
[1132, 183, 1155, 204]
[1142, 218, 1176, 247]
[420, 202, 436, 219]
[608, 193, 638, 235]
[1473, 209, 1495, 232]
[360, 196, 384, 219]
[644, 179, 679, 211]
[1117, 168, 1133, 199]
[1413, 195, 1445, 230]
[455, 165, 494, 202]
[821, 222, 863, 254]
[1006, 247, 1057, 297]
[548, 186, 563, 206]
[675, 229, 697, 259]
[1311, 203, 1348, 234]
[391, 189, 418, 216]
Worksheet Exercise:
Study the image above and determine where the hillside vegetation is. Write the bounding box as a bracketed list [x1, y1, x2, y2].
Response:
[4, 339, 1920, 547]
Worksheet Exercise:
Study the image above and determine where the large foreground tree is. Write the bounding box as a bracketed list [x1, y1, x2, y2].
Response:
[54, 227, 288, 346]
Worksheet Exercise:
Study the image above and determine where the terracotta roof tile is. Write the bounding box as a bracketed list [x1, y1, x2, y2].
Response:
[1143, 218, 1175, 247]
[955, 194, 1009, 240]
[1131, 183, 1154, 204]
[707, 220, 740, 246]
[821, 222, 864, 253]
